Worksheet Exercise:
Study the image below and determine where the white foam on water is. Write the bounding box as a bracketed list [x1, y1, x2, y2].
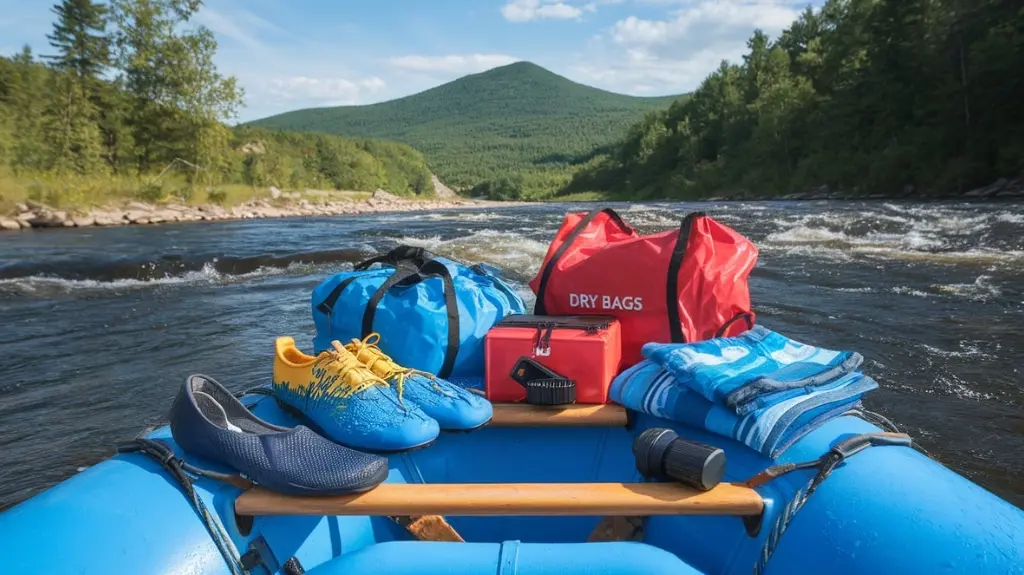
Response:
[891, 286, 932, 298]
[860, 247, 1023, 264]
[995, 213, 1024, 224]
[913, 214, 993, 235]
[920, 340, 994, 359]
[0, 262, 301, 295]
[759, 244, 854, 263]
[834, 286, 876, 293]
[414, 212, 509, 222]
[759, 202, 1023, 267]
[764, 223, 1022, 265]
[935, 374, 996, 402]
[932, 275, 1003, 301]
[390, 229, 552, 278]
[765, 226, 850, 244]
[622, 205, 679, 228]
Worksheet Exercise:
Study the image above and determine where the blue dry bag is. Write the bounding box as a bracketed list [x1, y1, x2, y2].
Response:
[312, 245, 526, 382]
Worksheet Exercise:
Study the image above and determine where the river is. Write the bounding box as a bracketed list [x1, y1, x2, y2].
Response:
[1, 200, 1022, 510]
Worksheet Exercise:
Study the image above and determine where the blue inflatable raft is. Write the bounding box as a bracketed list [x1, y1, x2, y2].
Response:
[1, 393, 1022, 575]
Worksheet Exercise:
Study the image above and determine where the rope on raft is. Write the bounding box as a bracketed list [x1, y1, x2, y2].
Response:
[116, 437, 253, 575]
[747, 429, 915, 575]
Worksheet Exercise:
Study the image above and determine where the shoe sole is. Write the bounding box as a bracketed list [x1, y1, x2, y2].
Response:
[262, 393, 440, 454]
[440, 417, 493, 434]
[362, 437, 436, 455]
[283, 462, 391, 495]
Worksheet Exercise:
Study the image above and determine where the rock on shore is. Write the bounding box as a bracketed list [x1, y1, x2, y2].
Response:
[0, 190, 494, 232]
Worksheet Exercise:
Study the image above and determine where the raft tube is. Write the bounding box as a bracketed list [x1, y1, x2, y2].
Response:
[1, 393, 1022, 575]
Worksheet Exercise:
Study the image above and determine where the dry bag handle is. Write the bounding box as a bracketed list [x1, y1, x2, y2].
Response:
[666, 212, 704, 343]
[361, 259, 460, 379]
[318, 245, 435, 315]
[715, 312, 754, 338]
[354, 245, 435, 271]
[533, 207, 633, 314]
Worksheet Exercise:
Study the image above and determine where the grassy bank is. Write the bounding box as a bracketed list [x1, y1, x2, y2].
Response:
[545, 191, 610, 203]
[0, 172, 384, 214]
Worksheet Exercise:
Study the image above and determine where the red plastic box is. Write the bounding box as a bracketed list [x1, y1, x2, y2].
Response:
[484, 315, 622, 404]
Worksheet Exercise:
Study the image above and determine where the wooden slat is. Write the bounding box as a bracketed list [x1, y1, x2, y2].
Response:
[235, 482, 763, 517]
[489, 403, 628, 427]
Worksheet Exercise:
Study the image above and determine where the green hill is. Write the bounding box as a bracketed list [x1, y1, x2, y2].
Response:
[247, 62, 681, 195]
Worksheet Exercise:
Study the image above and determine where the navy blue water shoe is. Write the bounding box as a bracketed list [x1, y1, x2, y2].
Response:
[169, 374, 389, 495]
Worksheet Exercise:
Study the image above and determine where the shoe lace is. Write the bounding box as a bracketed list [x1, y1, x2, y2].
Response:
[309, 341, 392, 400]
[347, 333, 449, 401]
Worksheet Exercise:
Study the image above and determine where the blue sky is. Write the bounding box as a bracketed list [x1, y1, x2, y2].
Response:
[0, 0, 823, 123]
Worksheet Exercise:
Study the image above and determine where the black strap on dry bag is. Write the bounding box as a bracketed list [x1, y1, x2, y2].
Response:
[354, 245, 434, 271]
[715, 312, 755, 338]
[317, 276, 359, 316]
[318, 246, 434, 316]
[666, 212, 703, 343]
[533, 207, 632, 314]
[360, 255, 461, 379]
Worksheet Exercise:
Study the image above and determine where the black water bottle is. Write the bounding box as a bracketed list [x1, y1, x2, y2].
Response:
[633, 428, 726, 491]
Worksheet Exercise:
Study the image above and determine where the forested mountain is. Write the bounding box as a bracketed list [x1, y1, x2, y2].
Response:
[248, 62, 680, 196]
[0, 0, 433, 211]
[565, 0, 1024, 200]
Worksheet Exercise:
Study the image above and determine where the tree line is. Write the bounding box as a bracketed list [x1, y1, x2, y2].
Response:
[563, 0, 1023, 200]
[0, 0, 433, 204]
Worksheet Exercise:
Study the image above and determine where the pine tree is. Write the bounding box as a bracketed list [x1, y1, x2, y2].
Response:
[44, 0, 110, 84]
[44, 0, 110, 174]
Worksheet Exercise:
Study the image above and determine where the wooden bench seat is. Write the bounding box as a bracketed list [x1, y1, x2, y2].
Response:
[489, 403, 628, 427]
[234, 482, 763, 517]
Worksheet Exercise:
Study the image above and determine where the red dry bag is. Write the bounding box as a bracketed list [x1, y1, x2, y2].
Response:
[529, 207, 758, 366]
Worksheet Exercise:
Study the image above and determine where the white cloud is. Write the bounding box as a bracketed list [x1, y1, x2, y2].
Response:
[265, 76, 387, 106]
[388, 54, 521, 74]
[571, 48, 739, 95]
[501, 0, 586, 23]
[610, 0, 799, 58]
[571, 0, 801, 95]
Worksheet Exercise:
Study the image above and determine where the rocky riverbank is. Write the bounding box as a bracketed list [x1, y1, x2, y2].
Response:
[0, 188, 512, 232]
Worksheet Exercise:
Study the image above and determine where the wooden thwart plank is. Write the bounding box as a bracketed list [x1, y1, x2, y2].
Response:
[489, 403, 628, 427]
[235, 482, 763, 517]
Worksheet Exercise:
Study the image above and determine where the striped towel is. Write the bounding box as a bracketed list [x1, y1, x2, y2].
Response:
[609, 360, 877, 458]
[642, 325, 863, 416]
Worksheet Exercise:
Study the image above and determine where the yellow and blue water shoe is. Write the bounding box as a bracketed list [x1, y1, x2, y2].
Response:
[346, 334, 493, 431]
[272, 336, 439, 452]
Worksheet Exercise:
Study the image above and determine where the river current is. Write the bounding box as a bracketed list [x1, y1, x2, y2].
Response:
[1, 200, 1021, 509]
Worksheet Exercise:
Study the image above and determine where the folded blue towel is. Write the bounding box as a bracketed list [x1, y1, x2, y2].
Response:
[642, 325, 863, 415]
[609, 360, 878, 458]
